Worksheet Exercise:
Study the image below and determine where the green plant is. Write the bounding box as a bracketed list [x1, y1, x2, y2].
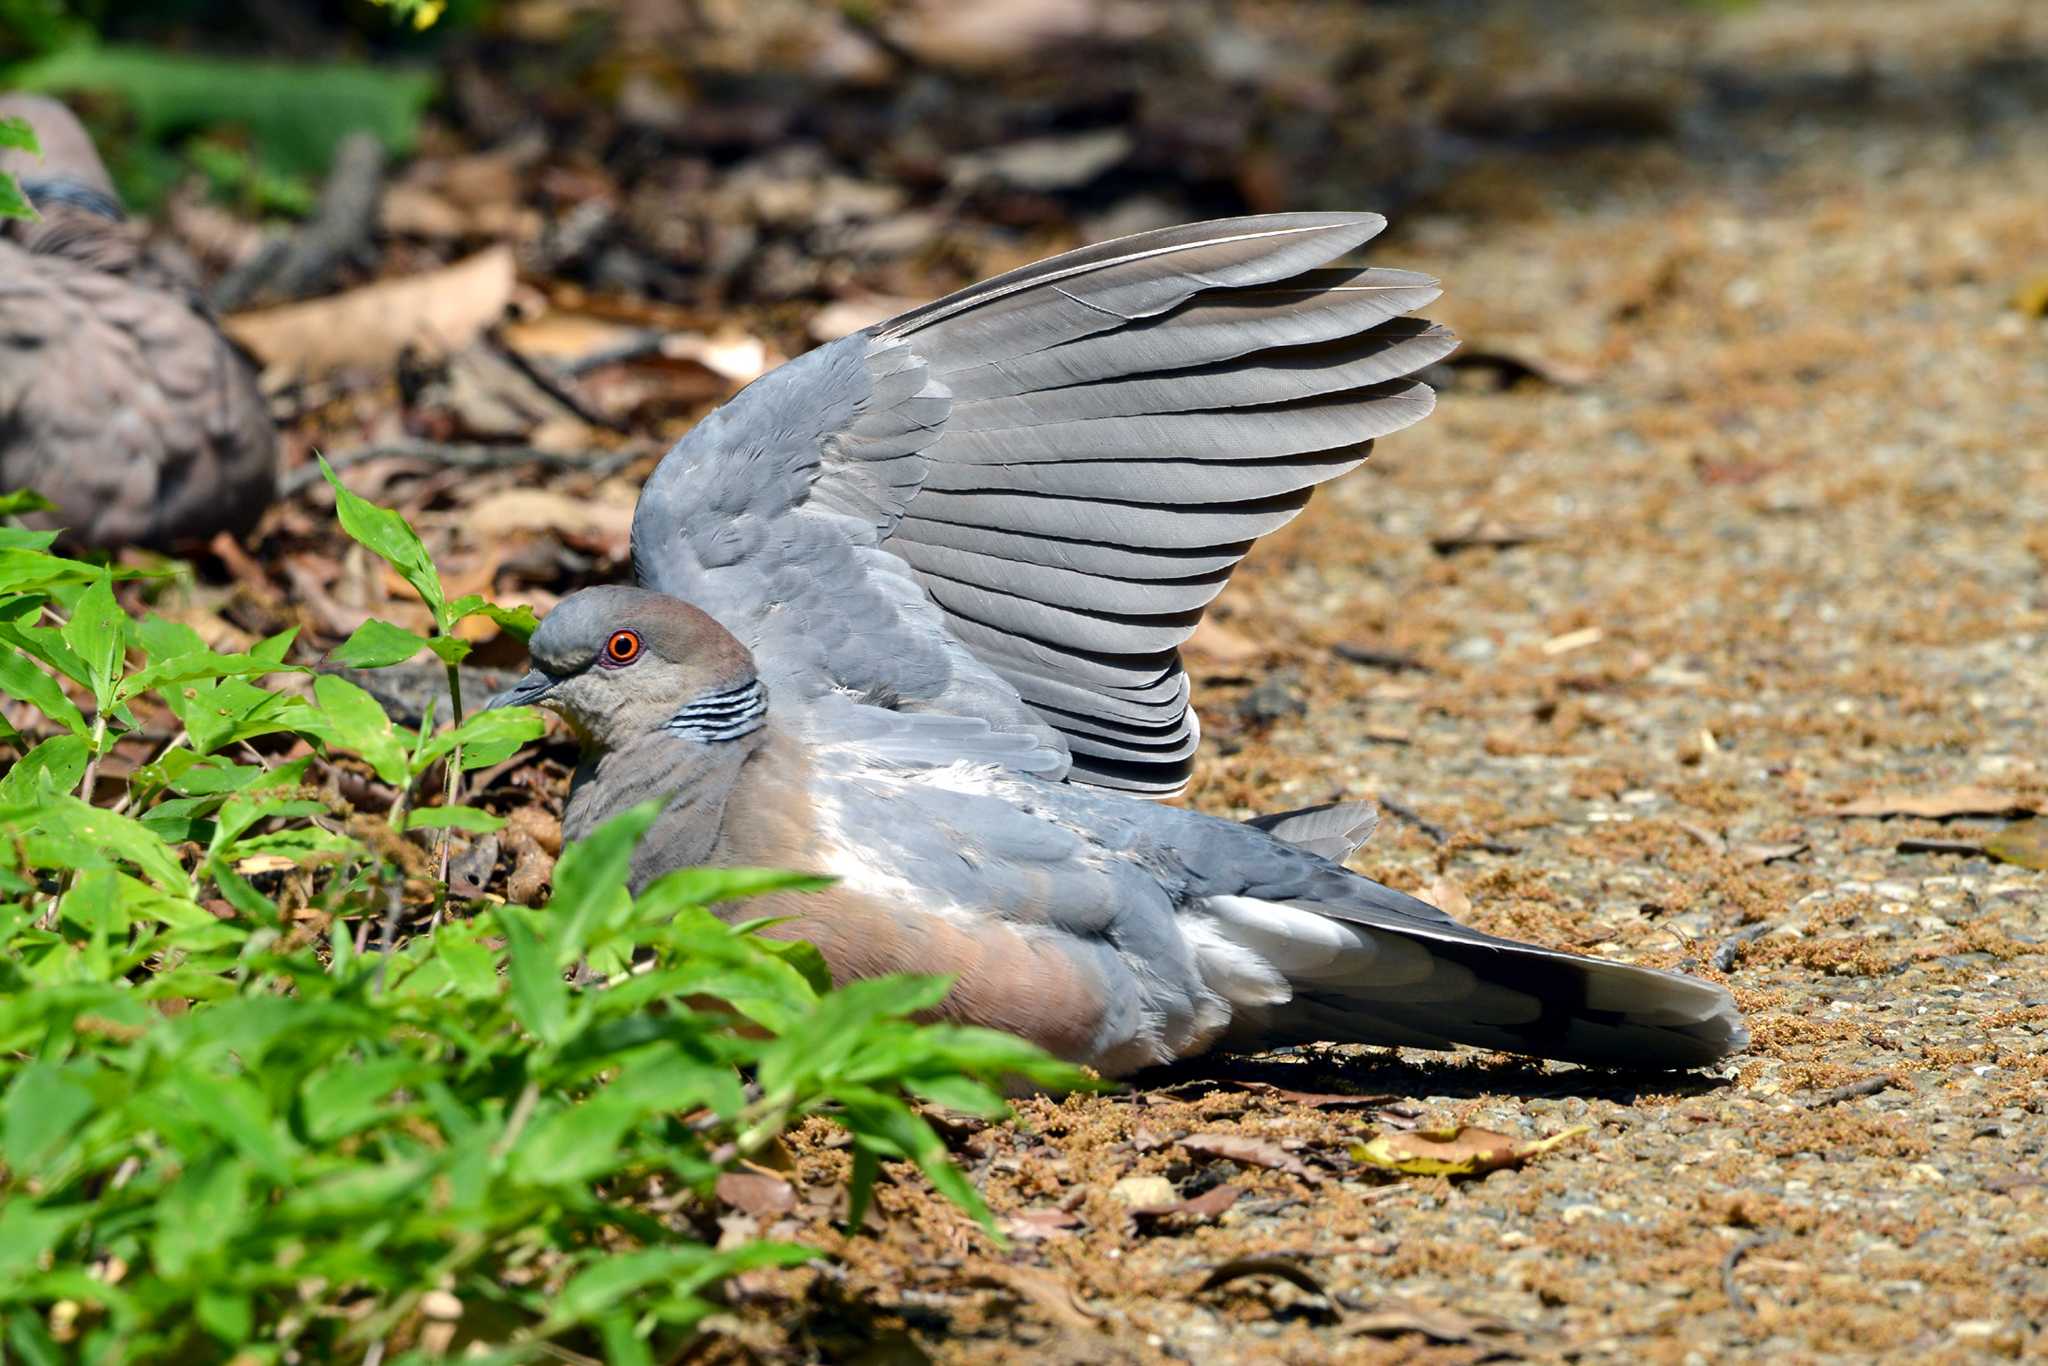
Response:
[1, 113, 37, 222]
[0, 478, 1088, 1361]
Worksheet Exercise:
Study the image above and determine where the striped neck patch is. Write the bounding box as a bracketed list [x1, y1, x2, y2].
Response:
[662, 678, 767, 744]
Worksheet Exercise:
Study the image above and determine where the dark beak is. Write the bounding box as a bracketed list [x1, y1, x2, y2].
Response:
[486, 668, 558, 710]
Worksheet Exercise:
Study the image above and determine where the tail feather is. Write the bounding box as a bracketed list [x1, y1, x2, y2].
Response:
[1246, 800, 1380, 863]
[1193, 889, 1746, 1070]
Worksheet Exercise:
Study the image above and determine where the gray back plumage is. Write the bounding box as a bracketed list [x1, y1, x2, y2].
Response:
[629, 213, 1453, 791]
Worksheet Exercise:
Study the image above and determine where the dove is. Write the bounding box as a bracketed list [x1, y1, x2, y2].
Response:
[0, 94, 276, 549]
[492, 213, 1746, 1075]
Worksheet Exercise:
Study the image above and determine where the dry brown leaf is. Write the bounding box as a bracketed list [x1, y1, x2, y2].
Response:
[809, 295, 920, 344]
[1430, 512, 1558, 554]
[1734, 840, 1808, 866]
[965, 1265, 1102, 1333]
[226, 246, 516, 378]
[715, 1170, 796, 1219]
[1352, 1124, 1588, 1178]
[998, 1208, 1084, 1241]
[1829, 785, 2037, 819]
[660, 332, 776, 386]
[1349, 1305, 1501, 1343]
[1180, 1133, 1320, 1185]
[462, 488, 635, 557]
[500, 311, 656, 366]
[1185, 616, 1262, 664]
[1428, 876, 1472, 920]
[1195, 1257, 1336, 1314]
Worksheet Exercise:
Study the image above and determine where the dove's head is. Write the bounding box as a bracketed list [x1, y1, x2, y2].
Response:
[489, 586, 765, 751]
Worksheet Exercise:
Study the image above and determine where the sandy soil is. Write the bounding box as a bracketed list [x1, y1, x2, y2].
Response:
[691, 4, 2048, 1360]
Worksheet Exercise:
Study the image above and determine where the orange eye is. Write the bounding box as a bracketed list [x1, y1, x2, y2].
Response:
[602, 629, 642, 666]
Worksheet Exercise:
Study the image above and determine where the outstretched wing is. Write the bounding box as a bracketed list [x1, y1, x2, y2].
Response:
[630, 213, 1452, 785]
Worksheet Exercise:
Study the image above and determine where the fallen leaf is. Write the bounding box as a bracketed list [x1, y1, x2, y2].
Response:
[1181, 1133, 1320, 1185]
[965, 1266, 1101, 1333]
[998, 1208, 1084, 1241]
[1186, 616, 1262, 664]
[1351, 1124, 1589, 1178]
[888, 0, 1163, 70]
[1195, 1257, 1338, 1318]
[233, 854, 299, 875]
[2015, 275, 2048, 318]
[227, 246, 516, 378]
[463, 487, 636, 553]
[1829, 786, 2037, 819]
[1540, 626, 1604, 656]
[949, 129, 1134, 192]
[1349, 1305, 1500, 1343]
[1155, 1179, 1245, 1220]
[1429, 512, 1557, 555]
[1439, 345, 1596, 390]
[809, 295, 920, 345]
[1129, 1127, 1170, 1153]
[1985, 819, 2048, 871]
[500, 311, 658, 367]
[1428, 876, 1472, 920]
[715, 1171, 797, 1219]
[1734, 840, 1808, 866]
[660, 332, 776, 385]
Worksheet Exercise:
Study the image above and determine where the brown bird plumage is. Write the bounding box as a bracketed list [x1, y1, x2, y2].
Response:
[0, 94, 276, 549]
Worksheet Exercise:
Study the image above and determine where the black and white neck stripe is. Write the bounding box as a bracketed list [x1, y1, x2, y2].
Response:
[19, 177, 126, 223]
[662, 679, 767, 744]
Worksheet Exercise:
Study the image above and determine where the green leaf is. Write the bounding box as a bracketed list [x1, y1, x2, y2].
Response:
[549, 1243, 812, 1331]
[12, 46, 434, 179]
[298, 1057, 423, 1142]
[0, 548, 105, 596]
[0, 491, 53, 516]
[118, 648, 300, 703]
[905, 1073, 1007, 1118]
[317, 455, 445, 623]
[499, 907, 568, 1049]
[836, 1085, 991, 1229]
[0, 175, 38, 222]
[394, 805, 506, 833]
[424, 633, 471, 667]
[326, 617, 433, 668]
[411, 706, 544, 775]
[60, 573, 125, 710]
[196, 1288, 254, 1346]
[507, 1094, 637, 1186]
[33, 794, 190, 891]
[304, 674, 408, 785]
[545, 800, 662, 964]
[0, 115, 38, 153]
[447, 594, 540, 642]
[0, 636, 87, 736]
[1, 1061, 97, 1178]
[433, 922, 499, 998]
[0, 735, 88, 804]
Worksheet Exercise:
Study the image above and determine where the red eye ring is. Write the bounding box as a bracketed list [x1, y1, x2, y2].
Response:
[601, 629, 642, 667]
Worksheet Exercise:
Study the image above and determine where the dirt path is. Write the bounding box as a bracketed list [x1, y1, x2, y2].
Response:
[704, 5, 2046, 1360]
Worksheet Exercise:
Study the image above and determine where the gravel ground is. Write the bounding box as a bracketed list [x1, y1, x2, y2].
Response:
[697, 4, 2048, 1360]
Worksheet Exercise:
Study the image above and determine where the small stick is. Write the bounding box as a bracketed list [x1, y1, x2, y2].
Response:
[1712, 923, 1771, 973]
[281, 440, 648, 496]
[1722, 1233, 1770, 1319]
[1377, 796, 1449, 845]
[1896, 837, 1986, 857]
[1806, 1075, 1894, 1109]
